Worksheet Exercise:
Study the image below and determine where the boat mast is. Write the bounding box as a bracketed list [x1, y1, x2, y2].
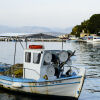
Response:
[13, 38, 17, 65]
[25, 37, 27, 49]
[62, 38, 63, 50]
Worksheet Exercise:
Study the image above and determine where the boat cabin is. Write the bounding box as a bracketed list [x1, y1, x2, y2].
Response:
[23, 45, 71, 80]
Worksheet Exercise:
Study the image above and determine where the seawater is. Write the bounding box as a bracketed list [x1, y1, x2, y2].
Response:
[0, 41, 100, 100]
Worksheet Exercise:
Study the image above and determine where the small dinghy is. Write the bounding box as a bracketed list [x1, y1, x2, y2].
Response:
[0, 45, 85, 99]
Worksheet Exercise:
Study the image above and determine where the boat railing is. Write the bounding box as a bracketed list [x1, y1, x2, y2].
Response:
[23, 68, 40, 78]
[0, 64, 80, 78]
[64, 65, 80, 74]
[1, 66, 40, 78]
[71, 66, 80, 73]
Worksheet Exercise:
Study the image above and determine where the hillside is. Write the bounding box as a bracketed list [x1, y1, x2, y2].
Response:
[0, 26, 72, 34]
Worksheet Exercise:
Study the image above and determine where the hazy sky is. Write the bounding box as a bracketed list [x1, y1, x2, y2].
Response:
[0, 0, 100, 28]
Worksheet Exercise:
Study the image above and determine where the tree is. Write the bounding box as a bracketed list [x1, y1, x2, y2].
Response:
[71, 25, 82, 37]
[88, 14, 100, 34]
[81, 20, 90, 33]
[71, 14, 100, 36]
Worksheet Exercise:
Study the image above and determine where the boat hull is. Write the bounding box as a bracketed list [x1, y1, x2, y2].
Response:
[0, 68, 85, 99]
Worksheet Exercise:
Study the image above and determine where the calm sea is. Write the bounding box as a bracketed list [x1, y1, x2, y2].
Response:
[0, 41, 100, 100]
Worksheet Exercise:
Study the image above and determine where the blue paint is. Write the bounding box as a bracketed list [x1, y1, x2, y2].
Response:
[72, 72, 77, 76]
[0, 81, 11, 85]
[77, 91, 79, 94]
[0, 76, 36, 82]
[0, 64, 10, 72]
[0, 75, 81, 83]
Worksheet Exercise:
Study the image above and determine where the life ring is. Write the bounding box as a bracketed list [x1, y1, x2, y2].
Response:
[29, 45, 43, 49]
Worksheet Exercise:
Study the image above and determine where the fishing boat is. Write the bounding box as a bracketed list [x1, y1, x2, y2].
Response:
[0, 44, 85, 99]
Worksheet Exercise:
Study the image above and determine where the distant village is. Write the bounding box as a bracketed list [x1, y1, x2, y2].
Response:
[1, 30, 100, 43]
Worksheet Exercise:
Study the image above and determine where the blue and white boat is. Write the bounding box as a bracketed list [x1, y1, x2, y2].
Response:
[0, 45, 85, 99]
[86, 36, 100, 42]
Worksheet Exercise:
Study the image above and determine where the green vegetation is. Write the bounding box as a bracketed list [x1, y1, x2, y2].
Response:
[71, 14, 100, 37]
[4, 64, 23, 78]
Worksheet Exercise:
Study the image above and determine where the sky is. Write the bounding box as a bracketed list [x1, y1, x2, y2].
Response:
[0, 0, 100, 28]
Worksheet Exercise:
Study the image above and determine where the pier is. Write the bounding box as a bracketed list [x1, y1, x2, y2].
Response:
[0, 33, 67, 42]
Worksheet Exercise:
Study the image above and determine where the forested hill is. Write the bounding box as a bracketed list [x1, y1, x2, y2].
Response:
[71, 14, 100, 37]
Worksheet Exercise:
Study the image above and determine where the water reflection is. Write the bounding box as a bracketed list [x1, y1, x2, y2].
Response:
[0, 89, 74, 100]
[75, 42, 100, 100]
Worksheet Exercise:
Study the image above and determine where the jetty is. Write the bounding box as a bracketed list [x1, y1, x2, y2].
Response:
[0, 33, 67, 42]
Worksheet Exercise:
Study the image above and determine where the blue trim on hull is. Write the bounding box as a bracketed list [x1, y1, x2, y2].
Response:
[0, 75, 81, 83]
[0, 81, 11, 85]
[0, 75, 35, 82]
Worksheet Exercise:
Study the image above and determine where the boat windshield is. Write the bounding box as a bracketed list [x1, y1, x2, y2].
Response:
[25, 52, 31, 63]
[33, 53, 41, 64]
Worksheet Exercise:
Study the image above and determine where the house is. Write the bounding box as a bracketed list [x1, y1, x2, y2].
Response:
[80, 33, 90, 37]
